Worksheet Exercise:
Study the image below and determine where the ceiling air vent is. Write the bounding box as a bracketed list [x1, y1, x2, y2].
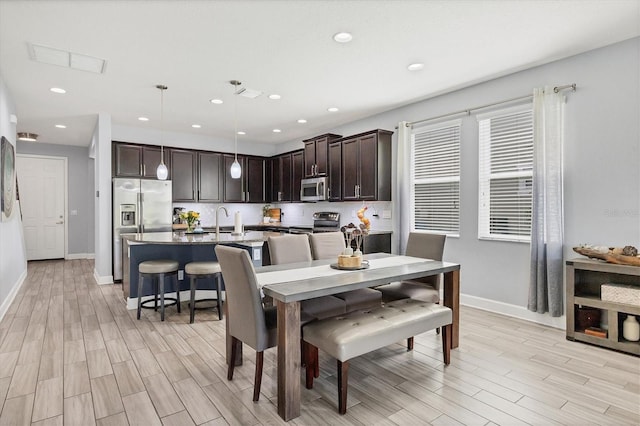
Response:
[28, 43, 107, 74]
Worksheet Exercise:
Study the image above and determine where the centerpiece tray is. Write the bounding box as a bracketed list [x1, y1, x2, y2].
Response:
[573, 247, 640, 267]
[330, 263, 370, 271]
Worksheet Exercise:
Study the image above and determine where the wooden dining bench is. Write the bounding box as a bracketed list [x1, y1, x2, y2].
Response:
[302, 298, 452, 414]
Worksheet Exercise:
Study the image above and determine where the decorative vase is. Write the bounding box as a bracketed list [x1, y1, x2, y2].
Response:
[622, 315, 640, 341]
[186, 222, 194, 233]
[343, 247, 353, 256]
[353, 249, 362, 257]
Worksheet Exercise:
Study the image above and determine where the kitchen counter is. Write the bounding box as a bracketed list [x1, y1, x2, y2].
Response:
[124, 231, 268, 246]
[121, 231, 271, 308]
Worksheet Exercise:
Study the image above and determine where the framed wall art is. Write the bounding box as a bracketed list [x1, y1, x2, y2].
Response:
[1, 136, 16, 221]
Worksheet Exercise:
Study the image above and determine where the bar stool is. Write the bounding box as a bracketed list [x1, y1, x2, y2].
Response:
[137, 259, 180, 321]
[185, 261, 223, 323]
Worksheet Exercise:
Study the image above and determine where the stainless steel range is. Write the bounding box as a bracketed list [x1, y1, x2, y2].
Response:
[312, 211, 341, 233]
[287, 212, 341, 234]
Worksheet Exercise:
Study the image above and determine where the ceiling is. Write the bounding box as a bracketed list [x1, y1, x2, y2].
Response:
[1, 1, 638, 148]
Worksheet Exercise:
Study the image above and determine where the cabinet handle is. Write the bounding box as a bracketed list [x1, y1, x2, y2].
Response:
[140, 164, 143, 176]
[143, 164, 146, 176]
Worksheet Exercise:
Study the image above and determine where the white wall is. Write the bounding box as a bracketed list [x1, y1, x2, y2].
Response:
[0, 74, 27, 319]
[275, 37, 640, 326]
[93, 113, 113, 284]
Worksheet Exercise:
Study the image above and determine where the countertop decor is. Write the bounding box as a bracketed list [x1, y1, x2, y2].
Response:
[573, 245, 640, 267]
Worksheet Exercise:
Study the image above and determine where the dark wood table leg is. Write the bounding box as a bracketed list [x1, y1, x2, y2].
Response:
[277, 300, 301, 421]
[443, 269, 460, 349]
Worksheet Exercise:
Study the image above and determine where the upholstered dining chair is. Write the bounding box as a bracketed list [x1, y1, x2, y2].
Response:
[376, 232, 446, 346]
[308, 232, 382, 312]
[214, 245, 275, 401]
[268, 234, 347, 320]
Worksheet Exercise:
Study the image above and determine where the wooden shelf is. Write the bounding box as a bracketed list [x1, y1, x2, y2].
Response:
[574, 295, 640, 316]
[566, 258, 640, 357]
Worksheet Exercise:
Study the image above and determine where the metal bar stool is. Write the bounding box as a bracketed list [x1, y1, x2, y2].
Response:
[137, 259, 180, 321]
[185, 261, 223, 323]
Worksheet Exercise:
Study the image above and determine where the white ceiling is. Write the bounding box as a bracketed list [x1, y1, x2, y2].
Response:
[1, 0, 638, 148]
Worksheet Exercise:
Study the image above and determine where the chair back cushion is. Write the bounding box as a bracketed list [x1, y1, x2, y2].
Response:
[405, 232, 446, 288]
[215, 245, 271, 351]
[309, 232, 345, 260]
[268, 234, 313, 265]
[405, 232, 446, 261]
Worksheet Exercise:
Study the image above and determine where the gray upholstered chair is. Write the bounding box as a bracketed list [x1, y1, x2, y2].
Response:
[376, 232, 446, 345]
[214, 245, 276, 402]
[376, 232, 445, 303]
[268, 234, 347, 320]
[308, 232, 382, 311]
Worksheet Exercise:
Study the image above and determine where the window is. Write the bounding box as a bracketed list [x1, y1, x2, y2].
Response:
[410, 120, 460, 235]
[478, 105, 533, 242]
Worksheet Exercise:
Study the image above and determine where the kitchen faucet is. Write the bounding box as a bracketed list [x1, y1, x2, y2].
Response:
[215, 206, 229, 240]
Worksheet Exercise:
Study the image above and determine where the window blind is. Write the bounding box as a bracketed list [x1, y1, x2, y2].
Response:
[478, 105, 533, 241]
[411, 120, 460, 235]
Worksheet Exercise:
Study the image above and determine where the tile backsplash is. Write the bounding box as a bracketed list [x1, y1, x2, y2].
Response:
[172, 201, 393, 231]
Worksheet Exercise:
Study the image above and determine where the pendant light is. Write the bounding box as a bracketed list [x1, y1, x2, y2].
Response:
[229, 80, 242, 179]
[156, 84, 169, 180]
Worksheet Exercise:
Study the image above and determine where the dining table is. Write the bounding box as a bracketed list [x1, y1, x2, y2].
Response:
[232, 252, 461, 421]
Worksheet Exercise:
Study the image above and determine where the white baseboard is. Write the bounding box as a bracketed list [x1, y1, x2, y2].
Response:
[126, 289, 224, 310]
[460, 293, 566, 330]
[93, 269, 114, 285]
[66, 253, 96, 260]
[0, 269, 28, 322]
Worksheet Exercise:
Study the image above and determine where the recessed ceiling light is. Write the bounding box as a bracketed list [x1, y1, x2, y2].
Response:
[55, 124, 67, 129]
[407, 63, 424, 71]
[327, 107, 339, 112]
[191, 124, 201, 129]
[50, 87, 66, 94]
[210, 99, 223, 104]
[297, 119, 307, 124]
[17, 132, 38, 142]
[237, 131, 246, 135]
[333, 32, 353, 43]
[138, 117, 149, 121]
[268, 94, 281, 100]
[273, 129, 281, 133]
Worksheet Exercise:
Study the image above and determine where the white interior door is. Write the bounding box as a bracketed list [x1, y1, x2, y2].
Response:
[16, 155, 66, 260]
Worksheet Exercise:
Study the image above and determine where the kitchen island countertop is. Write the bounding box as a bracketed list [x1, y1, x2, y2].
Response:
[123, 231, 273, 247]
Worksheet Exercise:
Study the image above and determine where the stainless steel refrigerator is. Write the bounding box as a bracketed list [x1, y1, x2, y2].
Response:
[113, 178, 173, 281]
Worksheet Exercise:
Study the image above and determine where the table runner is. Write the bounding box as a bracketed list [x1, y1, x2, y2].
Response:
[256, 255, 430, 287]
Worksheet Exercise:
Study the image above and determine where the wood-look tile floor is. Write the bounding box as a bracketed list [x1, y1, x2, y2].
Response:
[0, 259, 638, 425]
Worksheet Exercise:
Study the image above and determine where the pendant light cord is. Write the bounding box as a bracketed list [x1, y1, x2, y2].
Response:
[233, 81, 238, 161]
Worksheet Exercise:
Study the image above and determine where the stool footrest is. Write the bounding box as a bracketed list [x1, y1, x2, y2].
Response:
[189, 299, 222, 311]
[140, 297, 178, 310]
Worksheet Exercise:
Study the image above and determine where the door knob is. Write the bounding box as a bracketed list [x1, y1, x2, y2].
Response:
[56, 221, 64, 224]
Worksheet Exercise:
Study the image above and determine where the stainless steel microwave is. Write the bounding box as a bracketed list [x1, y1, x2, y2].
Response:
[300, 176, 328, 202]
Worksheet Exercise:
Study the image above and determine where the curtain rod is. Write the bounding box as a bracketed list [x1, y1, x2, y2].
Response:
[404, 83, 576, 128]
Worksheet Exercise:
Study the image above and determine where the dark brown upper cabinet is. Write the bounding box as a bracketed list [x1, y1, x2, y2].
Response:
[246, 156, 266, 203]
[170, 149, 197, 202]
[223, 154, 245, 202]
[328, 140, 342, 201]
[198, 152, 223, 202]
[113, 142, 170, 179]
[303, 133, 342, 177]
[341, 129, 393, 201]
[292, 150, 304, 202]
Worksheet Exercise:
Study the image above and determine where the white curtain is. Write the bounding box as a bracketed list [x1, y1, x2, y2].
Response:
[529, 86, 565, 317]
[395, 121, 411, 255]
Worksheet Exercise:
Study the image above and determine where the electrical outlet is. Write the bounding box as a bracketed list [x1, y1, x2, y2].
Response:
[70, 210, 78, 216]
[178, 270, 184, 280]
[382, 210, 392, 219]
[253, 248, 261, 261]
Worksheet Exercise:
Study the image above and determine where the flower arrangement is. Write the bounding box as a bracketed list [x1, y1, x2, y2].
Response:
[179, 210, 200, 232]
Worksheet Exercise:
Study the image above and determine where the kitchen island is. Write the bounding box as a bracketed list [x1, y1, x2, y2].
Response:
[121, 231, 273, 309]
